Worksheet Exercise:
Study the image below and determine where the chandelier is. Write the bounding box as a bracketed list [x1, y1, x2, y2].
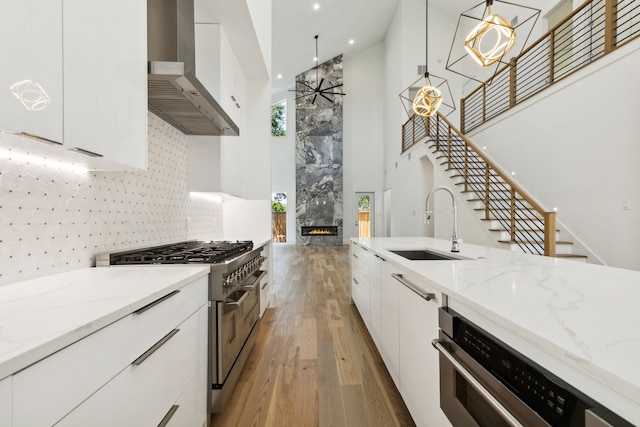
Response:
[446, 0, 540, 84]
[409, 0, 451, 118]
[464, 0, 516, 67]
[291, 35, 345, 104]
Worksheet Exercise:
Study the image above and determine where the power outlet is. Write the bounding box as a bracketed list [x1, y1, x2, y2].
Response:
[622, 200, 631, 211]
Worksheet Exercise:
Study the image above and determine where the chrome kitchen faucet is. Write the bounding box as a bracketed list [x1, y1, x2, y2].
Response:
[425, 186, 460, 252]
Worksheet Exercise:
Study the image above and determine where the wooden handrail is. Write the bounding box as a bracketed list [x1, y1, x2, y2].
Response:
[434, 113, 549, 218]
[402, 111, 557, 256]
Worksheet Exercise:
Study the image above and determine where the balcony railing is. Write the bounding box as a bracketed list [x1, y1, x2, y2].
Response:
[461, 0, 640, 133]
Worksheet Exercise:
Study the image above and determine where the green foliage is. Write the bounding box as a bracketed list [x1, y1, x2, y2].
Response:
[271, 103, 286, 136]
[358, 195, 370, 211]
[272, 200, 286, 212]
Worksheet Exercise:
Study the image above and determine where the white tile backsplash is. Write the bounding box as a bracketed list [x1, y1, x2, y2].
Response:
[0, 113, 222, 285]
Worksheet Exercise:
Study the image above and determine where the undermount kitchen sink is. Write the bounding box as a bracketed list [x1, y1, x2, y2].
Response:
[389, 249, 461, 261]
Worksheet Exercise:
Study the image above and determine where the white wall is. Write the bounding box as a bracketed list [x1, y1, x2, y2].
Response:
[343, 43, 386, 242]
[468, 42, 640, 270]
[243, 78, 272, 200]
[271, 90, 297, 244]
[383, 0, 464, 238]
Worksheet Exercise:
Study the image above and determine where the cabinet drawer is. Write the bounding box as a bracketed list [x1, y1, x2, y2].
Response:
[13, 275, 208, 427]
[0, 376, 11, 426]
[164, 363, 207, 427]
[259, 271, 270, 316]
[57, 304, 208, 427]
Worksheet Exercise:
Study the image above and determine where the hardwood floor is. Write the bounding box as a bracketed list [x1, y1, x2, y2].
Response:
[209, 244, 415, 427]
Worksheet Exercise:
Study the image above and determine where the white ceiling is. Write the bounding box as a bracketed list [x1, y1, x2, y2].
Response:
[271, 0, 482, 95]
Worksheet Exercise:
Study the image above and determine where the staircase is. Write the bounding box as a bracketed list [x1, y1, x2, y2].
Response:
[401, 112, 587, 261]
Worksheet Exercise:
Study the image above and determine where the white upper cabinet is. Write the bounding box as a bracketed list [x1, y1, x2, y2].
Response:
[0, 0, 147, 169]
[63, 0, 147, 169]
[219, 30, 244, 129]
[0, 0, 64, 143]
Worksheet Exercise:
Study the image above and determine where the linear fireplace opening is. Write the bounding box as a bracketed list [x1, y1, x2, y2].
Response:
[301, 226, 339, 236]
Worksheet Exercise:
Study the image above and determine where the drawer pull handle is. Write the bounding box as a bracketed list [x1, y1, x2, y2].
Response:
[157, 405, 180, 427]
[374, 254, 386, 261]
[132, 329, 180, 366]
[352, 277, 359, 285]
[391, 273, 436, 301]
[261, 281, 269, 290]
[134, 290, 180, 315]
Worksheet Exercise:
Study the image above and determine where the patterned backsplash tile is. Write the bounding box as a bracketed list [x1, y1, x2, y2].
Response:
[0, 113, 222, 286]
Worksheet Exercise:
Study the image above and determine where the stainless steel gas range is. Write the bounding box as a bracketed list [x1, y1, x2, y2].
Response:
[97, 240, 266, 413]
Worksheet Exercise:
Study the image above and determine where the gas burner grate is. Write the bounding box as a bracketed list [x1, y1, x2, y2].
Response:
[110, 241, 253, 265]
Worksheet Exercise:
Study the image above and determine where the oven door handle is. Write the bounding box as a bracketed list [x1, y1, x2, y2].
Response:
[224, 290, 248, 309]
[432, 339, 525, 427]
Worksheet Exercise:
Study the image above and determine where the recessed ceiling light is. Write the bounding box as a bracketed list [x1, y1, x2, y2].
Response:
[349, 39, 355, 45]
[313, 3, 320, 10]
[313, 56, 318, 62]
[277, 74, 283, 79]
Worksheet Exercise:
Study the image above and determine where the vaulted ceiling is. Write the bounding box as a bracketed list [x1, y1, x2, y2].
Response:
[271, 0, 482, 95]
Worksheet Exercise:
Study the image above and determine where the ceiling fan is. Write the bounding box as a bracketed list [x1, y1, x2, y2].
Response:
[291, 35, 346, 104]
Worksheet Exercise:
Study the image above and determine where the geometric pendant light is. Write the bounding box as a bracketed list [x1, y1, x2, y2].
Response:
[464, 1, 516, 67]
[403, 0, 455, 118]
[446, 0, 540, 84]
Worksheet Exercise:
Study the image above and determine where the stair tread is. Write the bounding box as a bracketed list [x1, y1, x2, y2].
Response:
[474, 207, 535, 211]
[498, 240, 573, 245]
[554, 254, 588, 259]
[481, 217, 540, 221]
[489, 228, 558, 232]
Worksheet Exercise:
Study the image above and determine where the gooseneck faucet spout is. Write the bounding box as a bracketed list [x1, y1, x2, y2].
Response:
[425, 186, 460, 252]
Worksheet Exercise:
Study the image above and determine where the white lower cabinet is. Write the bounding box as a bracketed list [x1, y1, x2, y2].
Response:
[350, 242, 371, 327]
[11, 275, 208, 427]
[259, 243, 272, 316]
[0, 376, 11, 426]
[369, 254, 384, 348]
[57, 304, 207, 427]
[165, 363, 208, 427]
[398, 271, 445, 427]
[380, 261, 400, 388]
[350, 243, 450, 427]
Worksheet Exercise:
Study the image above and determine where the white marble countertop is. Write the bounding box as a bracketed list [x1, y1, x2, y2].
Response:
[0, 266, 210, 381]
[352, 237, 640, 425]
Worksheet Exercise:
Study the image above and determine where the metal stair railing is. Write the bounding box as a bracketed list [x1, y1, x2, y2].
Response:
[402, 112, 557, 256]
[461, 0, 640, 133]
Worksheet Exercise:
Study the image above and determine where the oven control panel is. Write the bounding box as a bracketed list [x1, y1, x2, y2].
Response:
[457, 321, 573, 425]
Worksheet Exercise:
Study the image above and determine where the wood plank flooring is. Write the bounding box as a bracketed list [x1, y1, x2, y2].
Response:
[209, 244, 415, 427]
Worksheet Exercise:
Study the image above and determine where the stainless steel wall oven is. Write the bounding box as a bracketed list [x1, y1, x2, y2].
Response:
[98, 240, 266, 413]
[433, 307, 632, 427]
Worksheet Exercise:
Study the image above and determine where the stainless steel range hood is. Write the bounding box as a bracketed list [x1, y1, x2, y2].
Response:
[147, 0, 239, 136]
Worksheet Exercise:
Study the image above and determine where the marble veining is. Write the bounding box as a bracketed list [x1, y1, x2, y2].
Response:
[295, 55, 344, 246]
[354, 236, 640, 424]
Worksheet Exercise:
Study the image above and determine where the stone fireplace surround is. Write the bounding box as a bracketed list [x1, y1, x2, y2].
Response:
[295, 55, 344, 246]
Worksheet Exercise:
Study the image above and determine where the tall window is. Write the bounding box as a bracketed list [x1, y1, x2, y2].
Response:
[271, 100, 286, 136]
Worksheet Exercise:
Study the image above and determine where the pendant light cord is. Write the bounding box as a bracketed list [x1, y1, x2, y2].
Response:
[425, 0, 429, 79]
[315, 35, 319, 86]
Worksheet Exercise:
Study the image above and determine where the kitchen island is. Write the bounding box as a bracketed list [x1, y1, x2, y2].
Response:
[351, 237, 640, 426]
[0, 266, 211, 426]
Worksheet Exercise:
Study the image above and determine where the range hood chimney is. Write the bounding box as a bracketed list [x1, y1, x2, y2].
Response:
[147, 0, 239, 136]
